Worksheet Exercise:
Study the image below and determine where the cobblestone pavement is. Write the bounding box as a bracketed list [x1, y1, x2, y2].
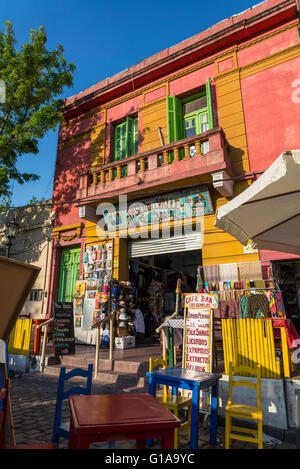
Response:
[6, 371, 296, 450]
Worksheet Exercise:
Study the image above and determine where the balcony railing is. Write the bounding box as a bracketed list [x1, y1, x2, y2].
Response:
[77, 127, 232, 201]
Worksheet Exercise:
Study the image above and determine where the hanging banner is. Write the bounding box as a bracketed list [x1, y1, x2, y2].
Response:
[53, 302, 75, 356]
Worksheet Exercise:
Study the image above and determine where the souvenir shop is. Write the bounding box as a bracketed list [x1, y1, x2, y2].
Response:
[272, 260, 300, 335]
[128, 247, 203, 338]
[199, 260, 287, 320]
[71, 234, 300, 351]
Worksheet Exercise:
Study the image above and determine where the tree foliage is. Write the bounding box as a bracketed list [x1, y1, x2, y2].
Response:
[0, 21, 75, 198]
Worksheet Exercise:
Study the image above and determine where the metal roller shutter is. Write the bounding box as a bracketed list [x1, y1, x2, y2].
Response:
[128, 231, 202, 258]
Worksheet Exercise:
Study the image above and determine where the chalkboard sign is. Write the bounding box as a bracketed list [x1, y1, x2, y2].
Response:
[53, 302, 75, 356]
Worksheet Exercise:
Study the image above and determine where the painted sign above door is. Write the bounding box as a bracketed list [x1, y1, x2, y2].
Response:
[103, 186, 214, 232]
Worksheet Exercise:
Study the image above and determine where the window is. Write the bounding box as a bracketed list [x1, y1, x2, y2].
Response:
[29, 290, 43, 302]
[166, 78, 214, 156]
[114, 116, 138, 161]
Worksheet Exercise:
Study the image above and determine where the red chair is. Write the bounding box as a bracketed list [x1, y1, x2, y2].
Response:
[0, 379, 56, 449]
[0, 379, 9, 449]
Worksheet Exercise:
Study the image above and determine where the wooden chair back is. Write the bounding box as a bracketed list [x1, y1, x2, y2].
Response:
[149, 357, 168, 400]
[52, 364, 93, 443]
[228, 362, 262, 411]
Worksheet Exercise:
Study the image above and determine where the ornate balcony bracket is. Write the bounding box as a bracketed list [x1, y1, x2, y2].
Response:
[211, 170, 234, 198]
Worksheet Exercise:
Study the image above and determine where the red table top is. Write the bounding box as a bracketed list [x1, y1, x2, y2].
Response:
[69, 393, 180, 432]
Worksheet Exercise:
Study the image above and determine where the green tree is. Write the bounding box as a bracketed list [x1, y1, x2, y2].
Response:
[0, 21, 75, 198]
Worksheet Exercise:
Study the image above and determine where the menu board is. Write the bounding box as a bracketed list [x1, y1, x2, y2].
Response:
[183, 293, 214, 410]
[53, 302, 75, 356]
[185, 307, 212, 373]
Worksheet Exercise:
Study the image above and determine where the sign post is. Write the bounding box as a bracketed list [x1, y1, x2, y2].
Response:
[183, 293, 219, 415]
[53, 302, 75, 356]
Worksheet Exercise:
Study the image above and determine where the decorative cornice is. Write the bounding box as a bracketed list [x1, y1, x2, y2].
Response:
[53, 223, 84, 242]
[60, 20, 299, 145]
[63, 1, 297, 116]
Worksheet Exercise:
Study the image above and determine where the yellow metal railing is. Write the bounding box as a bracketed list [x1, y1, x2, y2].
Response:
[8, 319, 33, 356]
[222, 319, 283, 379]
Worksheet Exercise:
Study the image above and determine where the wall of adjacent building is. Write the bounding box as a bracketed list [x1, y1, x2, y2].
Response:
[0, 201, 53, 319]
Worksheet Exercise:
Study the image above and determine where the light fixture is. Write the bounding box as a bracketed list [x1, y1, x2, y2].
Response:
[5, 219, 19, 257]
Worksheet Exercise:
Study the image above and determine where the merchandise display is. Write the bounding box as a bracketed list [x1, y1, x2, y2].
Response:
[200, 261, 286, 320]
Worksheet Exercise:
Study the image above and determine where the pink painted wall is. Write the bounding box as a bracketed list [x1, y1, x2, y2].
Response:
[60, 115, 93, 140]
[169, 63, 216, 97]
[260, 250, 300, 261]
[237, 23, 298, 68]
[241, 28, 300, 262]
[53, 139, 91, 227]
[144, 86, 166, 104]
[241, 55, 300, 173]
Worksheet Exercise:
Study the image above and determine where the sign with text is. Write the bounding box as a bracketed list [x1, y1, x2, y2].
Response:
[104, 186, 214, 231]
[184, 308, 212, 373]
[185, 293, 219, 310]
[53, 302, 75, 356]
[184, 294, 213, 411]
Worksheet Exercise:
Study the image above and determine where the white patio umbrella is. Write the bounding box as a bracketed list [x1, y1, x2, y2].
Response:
[215, 150, 300, 256]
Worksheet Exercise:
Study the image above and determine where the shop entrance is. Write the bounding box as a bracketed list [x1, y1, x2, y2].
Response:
[129, 249, 203, 337]
[273, 260, 300, 334]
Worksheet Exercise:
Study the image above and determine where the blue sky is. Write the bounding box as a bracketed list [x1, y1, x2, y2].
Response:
[3, 0, 260, 207]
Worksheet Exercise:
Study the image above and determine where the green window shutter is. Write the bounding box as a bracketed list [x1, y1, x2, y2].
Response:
[114, 122, 127, 160]
[166, 95, 183, 143]
[206, 78, 214, 130]
[133, 117, 138, 155]
[126, 116, 133, 157]
[126, 116, 138, 157]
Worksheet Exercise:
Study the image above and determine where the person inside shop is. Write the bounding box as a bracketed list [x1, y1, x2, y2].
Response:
[133, 302, 145, 340]
[143, 302, 158, 338]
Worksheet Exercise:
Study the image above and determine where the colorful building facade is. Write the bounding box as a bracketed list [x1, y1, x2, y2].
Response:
[48, 0, 300, 333]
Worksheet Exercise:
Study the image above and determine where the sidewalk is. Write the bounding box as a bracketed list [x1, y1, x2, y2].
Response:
[8, 364, 297, 450]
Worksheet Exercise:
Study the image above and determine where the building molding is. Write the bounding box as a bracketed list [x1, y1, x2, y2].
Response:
[53, 222, 84, 242]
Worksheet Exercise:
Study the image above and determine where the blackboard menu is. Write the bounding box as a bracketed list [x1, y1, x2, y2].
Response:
[53, 302, 75, 356]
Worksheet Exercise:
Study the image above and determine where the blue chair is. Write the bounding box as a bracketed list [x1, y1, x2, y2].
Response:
[52, 365, 93, 446]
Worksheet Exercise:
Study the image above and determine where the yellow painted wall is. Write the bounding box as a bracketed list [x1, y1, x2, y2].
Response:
[90, 122, 106, 167]
[215, 68, 250, 175]
[141, 97, 168, 152]
[202, 183, 260, 266]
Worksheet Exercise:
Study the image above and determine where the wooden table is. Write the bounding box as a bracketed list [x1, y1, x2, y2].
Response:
[68, 393, 181, 449]
[147, 367, 221, 449]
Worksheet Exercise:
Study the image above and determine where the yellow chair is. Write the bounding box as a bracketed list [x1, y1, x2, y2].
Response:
[149, 357, 192, 449]
[225, 363, 263, 449]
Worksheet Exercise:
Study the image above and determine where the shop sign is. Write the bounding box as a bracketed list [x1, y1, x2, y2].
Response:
[53, 302, 75, 356]
[185, 293, 219, 309]
[103, 186, 214, 231]
[184, 307, 212, 373]
[183, 294, 213, 410]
